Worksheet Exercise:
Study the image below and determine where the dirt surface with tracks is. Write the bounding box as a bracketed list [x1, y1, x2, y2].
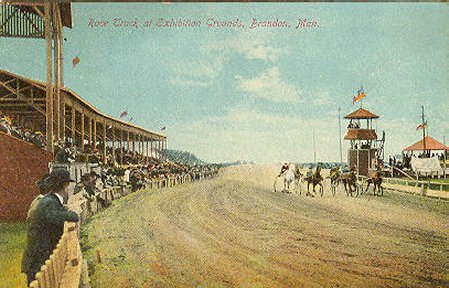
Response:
[82, 165, 448, 288]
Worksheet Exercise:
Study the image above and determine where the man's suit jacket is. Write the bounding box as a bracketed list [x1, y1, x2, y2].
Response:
[21, 193, 79, 277]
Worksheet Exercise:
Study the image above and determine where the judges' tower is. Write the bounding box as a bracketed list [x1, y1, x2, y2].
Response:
[344, 108, 384, 175]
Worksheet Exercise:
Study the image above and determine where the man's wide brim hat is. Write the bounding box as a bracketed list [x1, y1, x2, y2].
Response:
[44, 169, 75, 188]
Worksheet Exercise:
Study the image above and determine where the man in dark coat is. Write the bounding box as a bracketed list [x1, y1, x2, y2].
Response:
[21, 169, 79, 285]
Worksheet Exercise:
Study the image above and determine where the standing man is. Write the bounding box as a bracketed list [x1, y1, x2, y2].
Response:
[21, 169, 79, 285]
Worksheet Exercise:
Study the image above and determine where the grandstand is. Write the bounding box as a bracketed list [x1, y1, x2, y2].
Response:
[0, 69, 167, 162]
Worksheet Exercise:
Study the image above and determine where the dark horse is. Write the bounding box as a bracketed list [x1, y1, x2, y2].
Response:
[340, 166, 358, 197]
[305, 165, 324, 196]
[329, 166, 341, 196]
[365, 170, 383, 196]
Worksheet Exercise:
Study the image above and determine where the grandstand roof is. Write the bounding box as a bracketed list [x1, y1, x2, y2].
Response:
[14, 3, 73, 28]
[344, 108, 379, 119]
[344, 128, 378, 140]
[403, 136, 449, 151]
[0, 69, 165, 141]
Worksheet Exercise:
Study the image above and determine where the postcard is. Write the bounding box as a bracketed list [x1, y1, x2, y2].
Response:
[0, 2, 448, 288]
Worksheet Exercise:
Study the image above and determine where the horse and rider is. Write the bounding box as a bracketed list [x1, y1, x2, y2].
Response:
[275, 162, 325, 196]
[304, 164, 324, 197]
[339, 165, 360, 197]
[364, 164, 384, 196]
[329, 166, 341, 196]
[275, 162, 303, 193]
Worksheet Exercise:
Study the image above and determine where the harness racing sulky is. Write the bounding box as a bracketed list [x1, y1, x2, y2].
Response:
[273, 163, 303, 194]
[304, 164, 324, 197]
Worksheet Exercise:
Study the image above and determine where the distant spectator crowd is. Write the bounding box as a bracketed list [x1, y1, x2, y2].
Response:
[53, 141, 220, 198]
[0, 112, 47, 147]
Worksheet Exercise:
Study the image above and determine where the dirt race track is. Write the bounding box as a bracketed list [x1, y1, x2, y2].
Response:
[82, 165, 448, 288]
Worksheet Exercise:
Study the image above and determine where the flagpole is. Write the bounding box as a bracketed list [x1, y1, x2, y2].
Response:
[313, 130, 316, 166]
[443, 135, 447, 178]
[338, 107, 343, 170]
[421, 106, 426, 157]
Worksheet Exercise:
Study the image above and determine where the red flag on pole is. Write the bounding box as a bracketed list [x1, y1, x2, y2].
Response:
[416, 123, 427, 131]
[120, 111, 128, 118]
[352, 88, 366, 105]
[72, 56, 80, 68]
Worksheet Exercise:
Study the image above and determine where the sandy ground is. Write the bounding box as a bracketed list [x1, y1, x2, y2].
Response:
[82, 165, 448, 288]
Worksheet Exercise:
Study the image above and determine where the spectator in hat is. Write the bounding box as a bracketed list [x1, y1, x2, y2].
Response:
[21, 169, 79, 285]
[26, 173, 52, 222]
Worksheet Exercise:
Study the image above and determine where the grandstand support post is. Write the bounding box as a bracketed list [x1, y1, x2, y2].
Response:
[71, 105, 75, 147]
[102, 123, 107, 163]
[88, 117, 92, 146]
[160, 140, 163, 161]
[80, 112, 85, 151]
[146, 138, 149, 160]
[127, 130, 130, 154]
[120, 130, 124, 166]
[150, 140, 154, 158]
[62, 102, 66, 142]
[53, 1, 61, 143]
[44, 2, 54, 152]
[139, 134, 142, 155]
[132, 133, 136, 153]
[93, 119, 97, 149]
[51, 2, 61, 141]
[112, 127, 116, 165]
[56, 3, 65, 140]
[157, 140, 162, 159]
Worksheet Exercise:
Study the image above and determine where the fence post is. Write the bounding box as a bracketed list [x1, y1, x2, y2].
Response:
[49, 255, 57, 287]
[43, 260, 51, 287]
[34, 272, 43, 288]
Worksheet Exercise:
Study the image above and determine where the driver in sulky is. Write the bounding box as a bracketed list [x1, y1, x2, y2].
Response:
[278, 162, 289, 177]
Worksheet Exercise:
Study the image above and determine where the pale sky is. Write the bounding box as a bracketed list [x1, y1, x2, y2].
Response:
[1, 3, 448, 163]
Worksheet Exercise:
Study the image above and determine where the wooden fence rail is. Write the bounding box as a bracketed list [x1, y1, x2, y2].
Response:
[357, 175, 449, 200]
[28, 171, 217, 287]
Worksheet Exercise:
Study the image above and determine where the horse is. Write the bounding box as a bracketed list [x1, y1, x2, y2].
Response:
[365, 170, 383, 196]
[340, 166, 358, 197]
[329, 166, 341, 196]
[274, 164, 303, 193]
[305, 165, 324, 196]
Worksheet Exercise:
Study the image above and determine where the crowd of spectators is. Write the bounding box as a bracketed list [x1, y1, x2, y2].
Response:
[0, 112, 46, 147]
[54, 141, 220, 195]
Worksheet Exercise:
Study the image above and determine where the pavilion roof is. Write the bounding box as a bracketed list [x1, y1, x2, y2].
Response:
[403, 136, 449, 151]
[344, 108, 379, 119]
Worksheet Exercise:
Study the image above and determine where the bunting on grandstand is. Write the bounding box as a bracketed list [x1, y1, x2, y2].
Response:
[352, 87, 366, 105]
